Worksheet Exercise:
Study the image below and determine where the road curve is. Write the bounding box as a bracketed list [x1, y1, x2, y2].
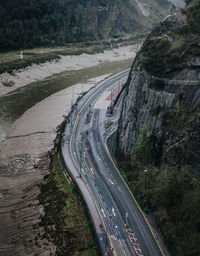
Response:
[61, 70, 165, 256]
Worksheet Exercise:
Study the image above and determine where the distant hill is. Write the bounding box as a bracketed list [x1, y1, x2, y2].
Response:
[0, 0, 177, 51]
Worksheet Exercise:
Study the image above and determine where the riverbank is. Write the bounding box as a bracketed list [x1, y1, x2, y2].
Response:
[0, 43, 139, 255]
[0, 74, 109, 256]
[0, 44, 140, 97]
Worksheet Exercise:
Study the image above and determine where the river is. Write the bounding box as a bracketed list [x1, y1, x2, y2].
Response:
[0, 58, 132, 142]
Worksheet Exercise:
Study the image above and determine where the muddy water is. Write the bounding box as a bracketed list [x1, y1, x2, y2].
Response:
[0, 59, 132, 141]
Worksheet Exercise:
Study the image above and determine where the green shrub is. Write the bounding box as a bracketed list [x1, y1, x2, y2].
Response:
[149, 79, 165, 90]
[131, 126, 150, 166]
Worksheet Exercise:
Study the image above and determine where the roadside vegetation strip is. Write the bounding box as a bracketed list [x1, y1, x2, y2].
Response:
[38, 152, 98, 256]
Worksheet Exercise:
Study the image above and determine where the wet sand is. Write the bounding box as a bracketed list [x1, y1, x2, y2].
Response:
[0, 74, 112, 256]
[1, 75, 109, 158]
[0, 58, 133, 142]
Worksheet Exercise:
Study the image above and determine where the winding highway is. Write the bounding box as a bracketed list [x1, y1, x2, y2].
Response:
[61, 70, 165, 256]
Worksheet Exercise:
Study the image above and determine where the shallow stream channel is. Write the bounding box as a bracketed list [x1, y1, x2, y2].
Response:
[0, 59, 132, 142]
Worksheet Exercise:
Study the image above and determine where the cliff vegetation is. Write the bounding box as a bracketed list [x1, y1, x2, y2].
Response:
[138, 0, 200, 77]
[117, 0, 200, 255]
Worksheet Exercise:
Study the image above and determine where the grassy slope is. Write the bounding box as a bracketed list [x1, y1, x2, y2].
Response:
[39, 153, 98, 256]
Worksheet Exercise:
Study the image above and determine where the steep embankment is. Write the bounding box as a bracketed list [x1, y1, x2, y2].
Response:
[117, 0, 200, 255]
[0, 0, 176, 51]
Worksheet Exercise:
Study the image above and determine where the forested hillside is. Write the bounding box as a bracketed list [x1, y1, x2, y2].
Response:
[0, 0, 174, 51]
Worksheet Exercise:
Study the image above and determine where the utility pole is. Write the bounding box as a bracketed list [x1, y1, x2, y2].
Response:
[79, 143, 82, 178]
[144, 169, 148, 198]
[110, 87, 113, 114]
[72, 85, 74, 103]
[20, 51, 23, 59]
[71, 85, 75, 125]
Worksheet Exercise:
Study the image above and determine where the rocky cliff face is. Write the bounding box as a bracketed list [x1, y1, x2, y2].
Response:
[117, 2, 200, 254]
[117, 0, 200, 168]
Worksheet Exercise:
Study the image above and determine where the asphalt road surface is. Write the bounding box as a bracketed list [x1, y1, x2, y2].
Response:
[62, 70, 164, 256]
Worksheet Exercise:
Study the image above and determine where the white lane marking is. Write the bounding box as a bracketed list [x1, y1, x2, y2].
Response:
[101, 208, 106, 218]
[127, 201, 132, 209]
[110, 174, 114, 179]
[118, 186, 122, 192]
[110, 235, 117, 240]
[119, 240, 126, 255]
[97, 155, 101, 161]
[81, 168, 85, 175]
[90, 167, 94, 175]
[109, 179, 114, 185]
[82, 158, 89, 171]
[74, 152, 77, 158]
[103, 201, 107, 208]
[115, 226, 120, 238]
[112, 208, 116, 217]
[106, 168, 110, 174]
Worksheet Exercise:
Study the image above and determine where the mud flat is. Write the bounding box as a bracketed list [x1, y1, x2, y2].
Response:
[0, 74, 111, 256]
[0, 44, 139, 255]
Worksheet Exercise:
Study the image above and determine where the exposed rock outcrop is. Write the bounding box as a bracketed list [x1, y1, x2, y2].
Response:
[117, 2, 200, 254]
[117, 0, 200, 168]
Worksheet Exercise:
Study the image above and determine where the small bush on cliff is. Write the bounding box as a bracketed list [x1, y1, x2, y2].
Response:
[184, 1, 200, 34]
[131, 126, 150, 166]
[149, 78, 165, 90]
[140, 39, 171, 75]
